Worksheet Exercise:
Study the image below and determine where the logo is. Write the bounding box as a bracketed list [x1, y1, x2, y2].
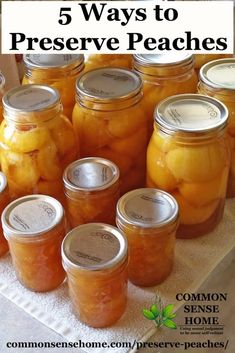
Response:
[143, 295, 177, 329]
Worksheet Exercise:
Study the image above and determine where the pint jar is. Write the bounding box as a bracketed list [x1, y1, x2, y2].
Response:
[2, 195, 66, 292]
[85, 54, 132, 72]
[133, 53, 198, 137]
[63, 157, 120, 227]
[62, 223, 128, 328]
[146, 94, 230, 238]
[116, 188, 178, 287]
[0, 172, 10, 257]
[23, 54, 85, 119]
[0, 85, 77, 202]
[0, 72, 6, 123]
[72, 67, 148, 194]
[198, 58, 235, 197]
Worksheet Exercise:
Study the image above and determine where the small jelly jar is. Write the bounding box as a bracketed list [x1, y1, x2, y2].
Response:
[2, 195, 66, 292]
[63, 157, 120, 228]
[146, 94, 230, 238]
[62, 223, 128, 328]
[72, 67, 148, 194]
[23, 54, 85, 119]
[198, 58, 235, 197]
[0, 172, 10, 257]
[116, 188, 178, 287]
[0, 84, 77, 202]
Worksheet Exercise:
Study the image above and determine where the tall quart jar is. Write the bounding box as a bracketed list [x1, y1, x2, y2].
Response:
[0, 72, 6, 123]
[72, 67, 148, 194]
[2, 195, 66, 292]
[133, 53, 198, 137]
[116, 188, 179, 287]
[23, 54, 85, 119]
[63, 157, 120, 227]
[0, 172, 10, 257]
[62, 223, 128, 328]
[146, 94, 230, 239]
[0, 85, 77, 202]
[84, 54, 132, 72]
[198, 58, 235, 197]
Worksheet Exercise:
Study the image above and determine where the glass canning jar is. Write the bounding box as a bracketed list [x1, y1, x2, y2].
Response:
[23, 54, 85, 119]
[0, 172, 10, 257]
[198, 58, 235, 197]
[84, 54, 132, 72]
[72, 67, 148, 195]
[63, 157, 120, 228]
[133, 53, 198, 137]
[116, 188, 178, 287]
[0, 72, 6, 123]
[146, 94, 230, 239]
[0, 84, 77, 202]
[2, 195, 66, 292]
[62, 223, 128, 328]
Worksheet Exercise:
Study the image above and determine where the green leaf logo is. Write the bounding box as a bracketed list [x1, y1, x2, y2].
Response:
[142, 297, 177, 330]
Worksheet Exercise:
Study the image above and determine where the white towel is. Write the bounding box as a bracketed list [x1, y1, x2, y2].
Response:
[1, 199, 235, 353]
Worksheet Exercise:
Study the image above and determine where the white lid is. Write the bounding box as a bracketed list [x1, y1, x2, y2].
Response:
[24, 54, 84, 69]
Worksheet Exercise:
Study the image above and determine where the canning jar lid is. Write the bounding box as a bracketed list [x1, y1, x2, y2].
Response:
[24, 54, 84, 70]
[155, 94, 228, 134]
[0, 172, 7, 194]
[2, 84, 60, 113]
[62, 223, 128, 271]
[133, 53, 193, 67]
[116, 188, 179, 229]
[63, 157, 120, 192]
[76, 67, 142, 102]
[200, 58, 235, 91]
[0, 71, 5, 91]
[2, 195, 64, 238]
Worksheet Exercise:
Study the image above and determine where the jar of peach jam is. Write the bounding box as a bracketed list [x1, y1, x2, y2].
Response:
[146, 94, 230, 239]
[133, 53, 198, 137]
[116, 188, 178, 287]
[0, 172, 10, 257]
[198, 58, 235, 197]
[85, 54, 132, 72]
[23, 54, 85, 119]
[62, 223, 128, 328]
[63, 157, 120, 228]
[2, 195, 66, 292]
[0, 72, 6, 123]
[72, 67, 148, 194]
[0, 85, 77, 202]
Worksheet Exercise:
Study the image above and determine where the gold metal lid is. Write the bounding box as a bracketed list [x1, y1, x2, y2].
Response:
[62, 223, 128, 271]
[155, 94, 228, 134]
[76, 67, 142, 102]
[0, 172, 7, 194]
[24, 54, 84, 70]
[116, 188, 178, 229]
[133, 53, 193, 67]
[2, 195, 64, 238]
[200, 58, 235, 91]
[63, 157, 119, 192]
[2, 84, 60, 113]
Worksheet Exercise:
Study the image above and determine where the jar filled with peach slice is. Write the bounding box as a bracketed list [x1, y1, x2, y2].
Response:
[72, 67, 148, 194]
[0, 172, 10, 257]
[0, 85, 77, 202]
[62, 223, 128, 328]
[63, 157, 120, 227]
[23, 54, 85, 119]
[2, 195, 66, 292]
[116, 188, 179, 287]
[198, 58, 235, 197]
[146, 94, 230, 239]
[0, 72, 6, 124]
[84, 54, 132, 72]
[133, 53, 198, 138]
